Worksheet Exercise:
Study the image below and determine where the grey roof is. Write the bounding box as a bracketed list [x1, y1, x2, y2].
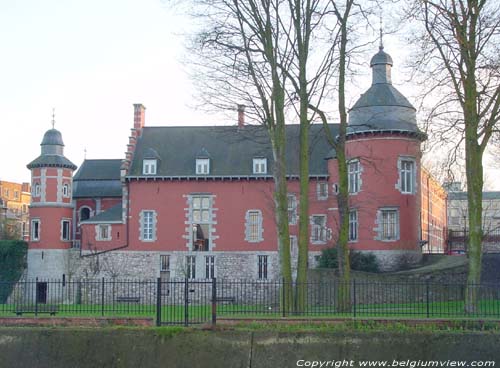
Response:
[41, 129, 64, 146]
[448, 191, 500, 200]
[348, 48, 424, 139]
[128, 124, 338, 178]
[370, 47, 393, 67]
[73, 159, 122, 198]
[82, 202, 122, 223]
[27, 154, 77, 170]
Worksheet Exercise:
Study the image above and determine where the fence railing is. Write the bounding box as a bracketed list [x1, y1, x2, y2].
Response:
[1, 278, 500, 325]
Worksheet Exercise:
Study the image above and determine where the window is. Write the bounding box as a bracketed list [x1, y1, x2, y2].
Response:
[399, 158, 415, 194]
[349, 210, 358, 242]
[253, 158, 267, 174]
[289, 235, 298, 258]
[245, 210, 263, 242]
[14, 191, 19, 199]
[96, 224, 111, 241]
[34, 183, 41, 197]
[143, 159, 157, 175]
[31, 219, 40, 241]
[317, 182, 328, 200]
[258, 255, 268, 280]
[196, 158, 210, 175]
[160, 255, 170, 272]
[379, 209, 399, 241]
[205, 256, 215, 279]
[311, 215, 327, 243]
[62, 183, 70, 197]
[80, 207, 91, 222]
[348, 160, 360, 194]
[191, 196, 212, 251]
[287, 194, 297, 225]
[186, 256, 196, 279]
[22, 205, 28, 213]
[61, 220, 70, 241]
[4, 188, 9, 197]
[140, 210, 156, 241]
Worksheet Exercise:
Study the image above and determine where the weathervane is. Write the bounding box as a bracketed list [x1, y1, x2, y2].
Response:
[51, 108, 56, 129]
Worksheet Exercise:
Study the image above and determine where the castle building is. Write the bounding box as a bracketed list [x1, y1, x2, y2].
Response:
[27, 47, 431, 282]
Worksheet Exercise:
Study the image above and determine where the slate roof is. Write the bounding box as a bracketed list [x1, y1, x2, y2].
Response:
[448, 191, 500, 200]
[41, 129, 64, 146]
[27, 155, 77, 170]
[351, 84, 415, 110]
[73, 159, 122, 198]
[81, 202, 122, 223]
[128, 124, 338, 178]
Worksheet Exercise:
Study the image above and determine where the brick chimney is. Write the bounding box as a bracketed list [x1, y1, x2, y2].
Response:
[134, 104, 146, 132]
[237, 104, 245, 128]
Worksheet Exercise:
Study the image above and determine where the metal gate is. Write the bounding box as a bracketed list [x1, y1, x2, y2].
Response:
[156, 278, 215, 326]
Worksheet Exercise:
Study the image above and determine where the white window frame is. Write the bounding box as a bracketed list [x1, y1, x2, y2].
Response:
[96, 224, 111, 241]
[253, 158, 267, 174]
[317, 182, 328, 200]
[143, 159, 157, 175]
[31, 219, 40, 241]
[258, 255, 268, 280]
[287, 194, 297, 225]
[186, 256, 196, 279]
[348, 210, 358, 242]
[245, 210, 263, 242]
[378, 208, 400, 241]
[140, 210, 156, 242]
[289, 235, 298, 259]
[348, 159, 361, 194]
[196, 158, 210, 175]
[398, 157, 416, 194]
[205, 255, 215, 279]
[34, 183, 41, 198]
[190, 195, 213, 251]
[61, 219, 71, 241]
[310, 215, 327, 244]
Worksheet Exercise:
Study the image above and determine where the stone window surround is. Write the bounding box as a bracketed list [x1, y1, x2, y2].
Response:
[310, 214, 328, 244]
[196, 158, 210, 175]
[348, 158, 362, 195]
[60, 218, 71, 242]
[317, 181, 328, 200]
[186, 255, 196, 279]
[62, 183, 70, 198]
[287, 194, 297, 225]
[95, 224, 112, 241]
[31, 218, 41, 241]
[184, 194, 218, 251]
[139, 210, 157, 242]
[245, 209, 264, 243]
[160, 254, 170, 272]
[257, 254, 268, 280]
[396, 156, 417, 195]
[375, 207, 400, 242]
[205, 255, 215, 279]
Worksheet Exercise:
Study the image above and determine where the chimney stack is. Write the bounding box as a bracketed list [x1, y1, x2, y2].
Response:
[237, 104, 245, 128]
[133, 104, 146, 132]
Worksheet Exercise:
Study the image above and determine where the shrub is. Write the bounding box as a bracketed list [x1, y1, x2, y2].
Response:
[0, 240, 28, 303]
[318, 247, 379, 273]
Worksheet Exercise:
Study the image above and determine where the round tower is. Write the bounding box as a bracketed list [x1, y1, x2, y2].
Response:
[26, 122, 77, 281]
[346, 45, 426, 271]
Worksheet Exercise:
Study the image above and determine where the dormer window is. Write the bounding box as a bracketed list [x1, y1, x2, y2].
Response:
[253, 158, 267, 174]
[196, 158, 210, 175]
[143, 159, 157, 175]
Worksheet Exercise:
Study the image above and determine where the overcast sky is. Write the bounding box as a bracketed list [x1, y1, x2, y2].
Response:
[1, 0, 498, 189]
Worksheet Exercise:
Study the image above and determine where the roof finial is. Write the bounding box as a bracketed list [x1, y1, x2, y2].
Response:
[379, 16, 384, 50]
[51, 108, 56, 129]
[84, 147, 87, 159]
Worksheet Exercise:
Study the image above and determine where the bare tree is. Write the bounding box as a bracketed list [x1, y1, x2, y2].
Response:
[406, 0, 500, 312]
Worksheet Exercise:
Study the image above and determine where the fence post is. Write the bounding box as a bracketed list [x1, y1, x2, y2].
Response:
[353, 279, 356, 318]
[426, 280, 430, 318]
[211, 277, 217, 328]
[184, 277, 189, 327]
[101, 277, 105, 316]
[35, 277, 38, 317]
[156, 277, 161, 327]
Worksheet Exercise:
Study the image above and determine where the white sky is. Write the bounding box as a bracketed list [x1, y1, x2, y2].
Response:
[1, 0, 498, 189]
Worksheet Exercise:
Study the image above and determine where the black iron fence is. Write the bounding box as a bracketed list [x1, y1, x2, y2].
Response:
[1, 278, 500, 325]
[448, 229, 500, 254]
